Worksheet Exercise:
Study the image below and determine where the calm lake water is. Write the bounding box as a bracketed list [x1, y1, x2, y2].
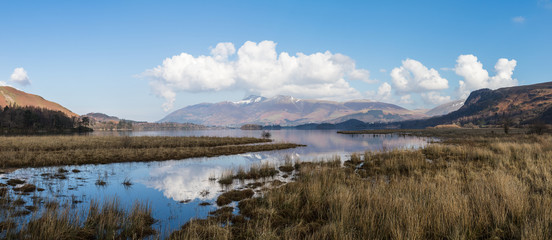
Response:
[1, 129, 432, 236]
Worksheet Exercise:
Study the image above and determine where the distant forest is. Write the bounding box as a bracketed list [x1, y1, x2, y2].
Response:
[0, 105, 91, 133]
[88, 119, 207, 131]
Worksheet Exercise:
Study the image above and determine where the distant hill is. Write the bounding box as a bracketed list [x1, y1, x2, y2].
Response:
[391, 82, 552, 128]
[445, 81, 552, 125]
[425, 99, 464, 117]
[160, 95, 427, 126]
[295, 81, 552, 130]
[83, 112, 120, 122]
[83, 112, 206, 131]
[0, 86, 78, 118]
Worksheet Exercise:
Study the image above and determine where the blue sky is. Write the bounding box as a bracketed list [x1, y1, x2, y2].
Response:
[1, 0, 551, 121]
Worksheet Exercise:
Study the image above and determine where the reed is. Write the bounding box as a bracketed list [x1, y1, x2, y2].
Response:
[233, 162, 279, 180]
[0, 197, 156, 239]
[278, 156, 295, 173]
[171, 134, 552, 240]
[0, 136, 303, 168]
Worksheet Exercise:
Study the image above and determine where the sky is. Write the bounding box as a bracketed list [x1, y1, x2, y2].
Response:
[1, 0, 551, 121]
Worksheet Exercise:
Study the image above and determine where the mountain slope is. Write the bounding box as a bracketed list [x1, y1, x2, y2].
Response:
[425, 99, 464, 117]
[0, 86, 78, 118]
[454, 82, 552, 124]
[160, 95, 427, 126]
[298, 82, 552, 130]
[83, 112, 120, 123]
[83, 112, 206, 131]
[396, 81, 552, 128]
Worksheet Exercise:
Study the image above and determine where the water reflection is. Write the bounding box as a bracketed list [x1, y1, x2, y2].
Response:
[143, 161, 222, 202]
[2, 129, 433, 236]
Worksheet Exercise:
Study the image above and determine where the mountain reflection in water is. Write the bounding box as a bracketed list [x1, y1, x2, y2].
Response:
[2, 129, 432, 236]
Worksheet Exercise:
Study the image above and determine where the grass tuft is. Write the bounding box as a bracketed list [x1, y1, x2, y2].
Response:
[216, 189, 254, 206]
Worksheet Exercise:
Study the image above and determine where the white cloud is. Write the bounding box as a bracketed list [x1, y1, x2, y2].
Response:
[379, 68, 387, 73]
[390, 59, 448, 93]
[376, 82, 392, 101]
[400, 95, 413, 104]
[144, 41, 370, 110]
[9, 67, 30, 86]
[210, 42, 236, 61]
[512, 16, 525, 23]
[349, 69, 374, 83]
[455, 54, 517, 98]
[421, 91, 451, 105]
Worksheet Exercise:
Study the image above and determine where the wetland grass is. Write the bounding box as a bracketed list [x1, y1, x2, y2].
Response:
[337, 127, 529, 138]
[234, 163, 279, 180]
[218, 163, 280, 185]
[216, 189, 254, 206]
[171, 133, 552, 240]
[0, 135, 303, 169]
[122, 177, 133, 187]
[278, 156, 295, 173]
[218, 170, 234, 185]
[0, 197, 156, 239]
[13, 184, 36, 193]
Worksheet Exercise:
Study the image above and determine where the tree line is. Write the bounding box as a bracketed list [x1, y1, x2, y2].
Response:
[0, 104, 92, 133]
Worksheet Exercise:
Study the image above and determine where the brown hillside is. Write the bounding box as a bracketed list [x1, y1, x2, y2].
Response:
[394, 81, 552, 129]
[0, 86, 78, 118]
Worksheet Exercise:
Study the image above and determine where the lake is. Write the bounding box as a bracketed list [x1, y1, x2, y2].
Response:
[0, 129, 432, 236]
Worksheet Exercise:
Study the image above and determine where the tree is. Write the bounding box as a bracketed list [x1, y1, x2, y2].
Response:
[81, 117, 90, 127]
[529, 120, 548, 135]
[261, 130, 271, 139]
[502, 113, 511, 134]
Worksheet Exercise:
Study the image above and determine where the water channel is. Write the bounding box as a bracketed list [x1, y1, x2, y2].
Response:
[1, 129, 432, 235]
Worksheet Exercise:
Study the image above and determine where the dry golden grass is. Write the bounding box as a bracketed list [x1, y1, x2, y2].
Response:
[431, 123, 461, 129]
[0, 135, 303, 168]
[338, 127, 529, 138]
[0, 197, 156, 239]
[171, 134, 552, 240]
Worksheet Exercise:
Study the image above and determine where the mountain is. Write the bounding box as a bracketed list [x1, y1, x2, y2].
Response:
[0, 86, 78, 118]
[83, 112, 206, 131]
[159, 95, 427, 126]
[425, 99, 465, 117]
[296, 82, 552, 130]
[393, 81, 552, 129]
[451, 82, 552, 124]
[83, 112, 120, 123]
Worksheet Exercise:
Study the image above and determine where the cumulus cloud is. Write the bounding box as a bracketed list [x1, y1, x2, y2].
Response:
[144, 41, 371, 111]
[400, 95, 413, 104]
[421, 91, 451, 105]
[349, 69, 374, 83]
[376, 82, 392, 101]
[210, 42, 236, 60]
[455, 54, 517, 98]
[512, 16, 525, 23]
[390, 59, 448, 93]
[9, 68, 30, 86]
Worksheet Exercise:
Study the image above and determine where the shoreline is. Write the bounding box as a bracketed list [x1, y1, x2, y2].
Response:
[170, 132, 552, 239]
[0, 135, 304, 169]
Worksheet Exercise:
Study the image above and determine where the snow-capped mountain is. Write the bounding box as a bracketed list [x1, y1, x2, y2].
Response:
[159, 95, 427, 127]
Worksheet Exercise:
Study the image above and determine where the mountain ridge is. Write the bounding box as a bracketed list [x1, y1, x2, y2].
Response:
[159, 95, 427, 126]
[302, 81, 552, 130]
[0, 86, 78, 118]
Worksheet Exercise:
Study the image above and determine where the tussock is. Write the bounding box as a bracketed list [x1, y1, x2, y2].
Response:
[0, 136, 303, 168]
[172, 134, 552, 240]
